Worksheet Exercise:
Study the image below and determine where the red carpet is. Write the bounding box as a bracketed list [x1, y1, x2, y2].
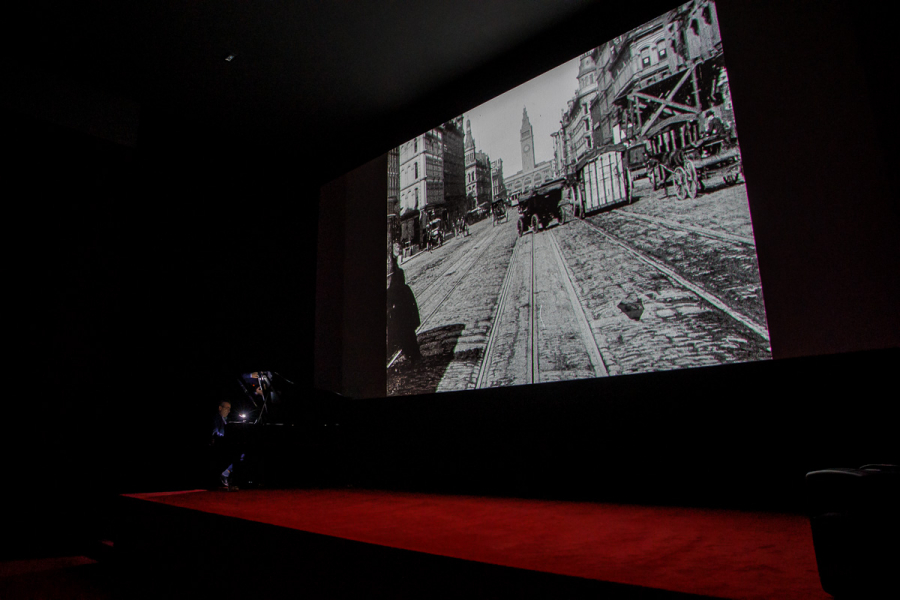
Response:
[127, 489, 827, 600]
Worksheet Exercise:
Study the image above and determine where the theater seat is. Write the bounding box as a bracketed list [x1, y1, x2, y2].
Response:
[806, 464, 899, 598]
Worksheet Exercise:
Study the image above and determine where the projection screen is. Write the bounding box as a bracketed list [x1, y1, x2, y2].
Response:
[386, 0, 770, 396]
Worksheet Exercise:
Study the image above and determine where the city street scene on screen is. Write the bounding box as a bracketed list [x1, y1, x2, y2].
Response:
[386, 0, 770, 396]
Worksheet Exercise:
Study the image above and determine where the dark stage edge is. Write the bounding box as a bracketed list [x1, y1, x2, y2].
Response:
[116, 489, 827, 600]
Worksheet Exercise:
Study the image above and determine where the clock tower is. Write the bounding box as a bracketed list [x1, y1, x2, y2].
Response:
[520, 107, 535, 173]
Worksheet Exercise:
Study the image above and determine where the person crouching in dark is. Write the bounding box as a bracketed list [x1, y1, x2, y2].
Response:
[387, 256, 423, 364]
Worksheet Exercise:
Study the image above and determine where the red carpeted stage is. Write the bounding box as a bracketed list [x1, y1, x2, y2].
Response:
[117, 489, 826, 600]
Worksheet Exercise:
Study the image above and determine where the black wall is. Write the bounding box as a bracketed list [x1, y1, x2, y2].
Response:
[7, 108, 322, 554]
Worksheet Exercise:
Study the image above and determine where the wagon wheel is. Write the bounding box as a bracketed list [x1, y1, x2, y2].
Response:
[531, 214, 540, 233]
[517, 217, 524, 237]
[559, 205, 567, 225]
[684, 160, 698, 199]
[673, 167, 688, 200]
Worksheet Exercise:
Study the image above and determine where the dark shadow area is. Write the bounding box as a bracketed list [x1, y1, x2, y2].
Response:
[697, 177, 745, 196]
[583, 198, 638, 219]
[0, 561, 113, 600]
[626, 191, 651, 204]
[338, 348, 898, 511]
[114, 496, 730, 600]
[539, 220, 566, 232]
[388, 324, 467, 396]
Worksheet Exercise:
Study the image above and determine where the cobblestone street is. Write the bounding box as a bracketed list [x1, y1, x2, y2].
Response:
[590, 176, 768, 329]
[388, 176, 771, 396]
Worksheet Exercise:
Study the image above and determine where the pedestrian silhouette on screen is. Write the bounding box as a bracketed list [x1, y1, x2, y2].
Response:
[387, 256, 422, 363]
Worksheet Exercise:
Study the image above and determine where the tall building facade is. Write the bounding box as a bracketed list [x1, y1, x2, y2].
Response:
[558, 51, 599, 175]
[683, 0, 722, 62]
[439, 117, 466, 223]
[491, 158, 507, 201]
[551, 129, 566, 177]
[520, 107, 536, 172]
[399, 131, 444, 217]
[547, 0, 726, 162]
[505, 107, 555, 200]
[387, 146, 401, 261]
[398, 131, 444, 246]
[387, 147, 400, 216]
[464, 120, 492, 209]
[594, 10, 682, 146]
[587, 0, 724, 147]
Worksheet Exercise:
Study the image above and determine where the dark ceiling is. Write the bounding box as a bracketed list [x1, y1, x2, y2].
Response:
[7, 1, 718, 181]
[6, 2, 897, 170]
[7, 2, 603, 154]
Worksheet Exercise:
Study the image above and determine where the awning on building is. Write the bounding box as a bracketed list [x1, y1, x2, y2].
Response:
[399, 209, 420, 222]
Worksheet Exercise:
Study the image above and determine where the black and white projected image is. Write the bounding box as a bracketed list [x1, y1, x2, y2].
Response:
[386, 0, 770, 397]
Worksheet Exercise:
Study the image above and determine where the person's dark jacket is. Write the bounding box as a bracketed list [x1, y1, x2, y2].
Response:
[387, 263, 421, 358]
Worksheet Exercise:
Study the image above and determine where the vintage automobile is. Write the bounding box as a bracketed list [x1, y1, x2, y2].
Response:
[517, 178, 569, 236]
[465, 207, 487, 226]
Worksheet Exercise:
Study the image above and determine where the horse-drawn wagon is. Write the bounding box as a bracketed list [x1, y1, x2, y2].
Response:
[491, 198, 508, 226]
[643, 111, 742, 200]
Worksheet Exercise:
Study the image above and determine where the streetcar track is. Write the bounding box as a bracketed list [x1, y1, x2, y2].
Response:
[470, 230, 536, 387]
[611, 210, 755, 246]
[415, 227, 504, 331]
[577, 219, 770, 341]
[474, 237, 522, 389]
[477, 226, 613, 388]
[411, 227, 502, 311]
[546, 230, 610, 377]
[528, 233, 538, 384]
[387, 225, 505, 369]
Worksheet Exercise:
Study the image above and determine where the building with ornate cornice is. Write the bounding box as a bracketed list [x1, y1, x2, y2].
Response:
[589, 0, 726, 147]
[558, 51, 599, 175]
